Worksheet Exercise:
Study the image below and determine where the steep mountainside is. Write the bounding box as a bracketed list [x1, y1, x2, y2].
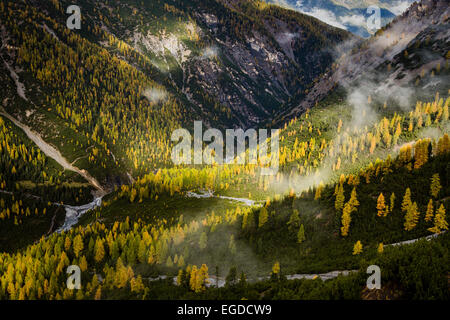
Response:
[274, 0, 450, 123]
[0, 0, 352, 191]
[0, 0, 448, 302]
[85, 0, 352, 127]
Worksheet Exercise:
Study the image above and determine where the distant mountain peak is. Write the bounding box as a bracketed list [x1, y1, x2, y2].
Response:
[267, 0, 417, 37]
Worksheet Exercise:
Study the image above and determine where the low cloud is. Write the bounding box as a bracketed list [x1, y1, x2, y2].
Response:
[143, 87, 168, 104]
[201, 46, 219, 59]
[301, 8, 347, 30]
[340, 14, 367, 28]
[389, 1, 415, 15]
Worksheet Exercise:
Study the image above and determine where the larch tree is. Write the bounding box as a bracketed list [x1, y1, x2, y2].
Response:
[94, 287, 102, 300]
[377, 243, 384, 254]
[425, 199, 434, 222]
[437, 133, 450, 155]
[79, 256, 88, 272]
[430, 174, 442, 198]
[195, 264, 209, 293]
[287, 209, 300, 233]
[189, 265, 198, 292]
[428, 204, 448, 234]
[348, 188, 360, 209]
[272, 261, 280, 275]
[341, 188, 359, 236]
[335, 183, 345, 211]
[229, 235, 236, 255]
[297, 224, 305, 244]
[341, 203, 352, 237]
[352, 241, 363, 255]
[404, 202, 420, 231]
[199, 231, 207, 250]
[389, 192, 396, 213]
[314, 182, 324, 200]
[73, 235, 84, 258]
[377, 193, 387, 217]
[401, 188, 412, 212]
[94, 239, 105, 263]
[258, 207, 268, 228]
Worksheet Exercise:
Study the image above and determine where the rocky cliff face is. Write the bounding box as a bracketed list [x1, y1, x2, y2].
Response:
[90, 0, 352, 128]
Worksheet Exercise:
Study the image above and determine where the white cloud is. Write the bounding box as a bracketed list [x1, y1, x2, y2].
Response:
[300, 8, 347, 30]
[340, 14, 367, 28]
[277, 32, 298, 45]
[389, 1, 414, 15]
[201, 46, 219, 59]
[143, 88, 168, 104]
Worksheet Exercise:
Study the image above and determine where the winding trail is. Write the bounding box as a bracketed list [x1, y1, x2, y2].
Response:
[147, 231, 446, 288]
[0, 107, 106, 195]
[186, 190, 263, 206]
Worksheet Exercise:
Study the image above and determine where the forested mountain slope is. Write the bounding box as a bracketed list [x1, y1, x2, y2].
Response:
[0, 0, 448, 301]
[0, 0, 353, 190]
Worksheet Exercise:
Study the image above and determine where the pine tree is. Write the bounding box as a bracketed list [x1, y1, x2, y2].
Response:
[225, 267, 237, 287]
[297, 224, 305, 244]
[199, 232, 207, 249]
[430, 174, 442, 198]
[428, 204, 448, 234]
[353, 241, 363, 255]
[229, 235, 236, 255]
[287, 209, 300, 232]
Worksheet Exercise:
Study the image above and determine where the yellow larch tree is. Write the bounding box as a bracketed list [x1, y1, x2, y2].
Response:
[428, 204, 448, 234]
[425, 199, 434, 222]
[353, 241, 363, 255]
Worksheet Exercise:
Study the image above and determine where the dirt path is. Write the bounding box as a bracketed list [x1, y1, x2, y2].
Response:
[0, 107, 106, 195]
